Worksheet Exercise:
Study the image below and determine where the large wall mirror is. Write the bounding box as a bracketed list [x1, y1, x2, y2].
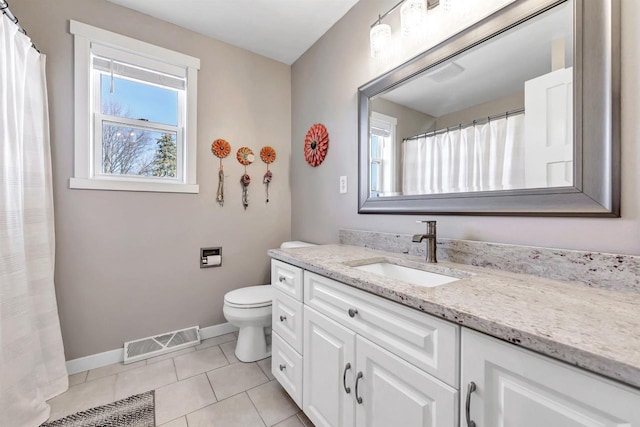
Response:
[358, 0, 620, 216]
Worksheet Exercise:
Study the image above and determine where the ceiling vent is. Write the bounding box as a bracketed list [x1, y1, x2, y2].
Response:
[424, 62, 465, 83]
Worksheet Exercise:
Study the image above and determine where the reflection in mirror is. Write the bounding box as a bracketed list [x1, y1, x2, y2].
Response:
[368, 0, 573, 198]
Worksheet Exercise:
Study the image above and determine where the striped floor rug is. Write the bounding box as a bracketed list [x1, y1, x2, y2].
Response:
[41, 391, 155, 427]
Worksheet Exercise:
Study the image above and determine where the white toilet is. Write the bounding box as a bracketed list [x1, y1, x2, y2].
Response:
[223, 241, 315, 362]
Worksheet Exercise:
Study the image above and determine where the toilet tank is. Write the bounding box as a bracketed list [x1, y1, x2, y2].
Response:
[280, 241, 315, 249]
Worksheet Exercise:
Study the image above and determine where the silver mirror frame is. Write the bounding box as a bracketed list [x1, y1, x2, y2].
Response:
[358, 0, 620, 217]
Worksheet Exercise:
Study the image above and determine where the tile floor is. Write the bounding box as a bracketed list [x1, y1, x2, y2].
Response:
[47, 333, 315, 427]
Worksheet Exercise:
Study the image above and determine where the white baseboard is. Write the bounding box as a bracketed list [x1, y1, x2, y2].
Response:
[66, 348, 123, 375]
[200, 322, 238, 340]
[65, 322, 238, 375]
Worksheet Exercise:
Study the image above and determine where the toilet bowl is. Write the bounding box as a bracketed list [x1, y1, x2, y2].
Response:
[223, 285, 273, 362]
[223, 241, 314, 362]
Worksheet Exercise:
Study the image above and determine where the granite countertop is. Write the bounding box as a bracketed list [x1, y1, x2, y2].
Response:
[268, 244, 640, 389]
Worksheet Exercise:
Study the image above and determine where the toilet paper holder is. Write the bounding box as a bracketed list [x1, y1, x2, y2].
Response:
[200, 247, 222, 268]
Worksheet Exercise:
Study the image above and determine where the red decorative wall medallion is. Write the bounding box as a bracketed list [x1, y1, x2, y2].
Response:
[304, 123, 329, 167]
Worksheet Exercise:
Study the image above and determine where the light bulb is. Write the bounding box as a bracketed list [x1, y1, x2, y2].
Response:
[370, 23, 391, 59]
[401, 0, 427, 38]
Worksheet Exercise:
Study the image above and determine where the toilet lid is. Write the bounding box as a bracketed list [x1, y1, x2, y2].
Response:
[280, 241, 315, 249]
[224, 285, 272, 308]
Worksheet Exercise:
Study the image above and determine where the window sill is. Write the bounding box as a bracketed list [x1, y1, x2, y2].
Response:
[69, 178, 199, 194]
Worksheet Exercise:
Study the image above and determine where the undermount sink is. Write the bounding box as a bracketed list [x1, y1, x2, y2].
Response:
[354, 262, 459, 288]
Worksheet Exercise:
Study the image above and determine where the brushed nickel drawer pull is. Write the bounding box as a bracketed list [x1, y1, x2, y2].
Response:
[279, 364, 286, 371]
[279, 315, 287, 322]
[348, 308, 358, 318]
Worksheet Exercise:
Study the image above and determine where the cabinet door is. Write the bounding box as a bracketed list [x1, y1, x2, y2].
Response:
[461, 328, 640, 427]
[304, 306, 356, 427]
[355, 335, 458, 427]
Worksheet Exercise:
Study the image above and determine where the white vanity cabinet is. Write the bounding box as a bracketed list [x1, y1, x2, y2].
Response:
[271, 259, 640, 427]
[461, 328, 640, 427]
[302, 271, 459, 427]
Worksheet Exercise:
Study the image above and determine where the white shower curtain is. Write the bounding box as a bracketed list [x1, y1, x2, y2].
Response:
[403, 114, 525, 195]
[0, 14, 68, 427]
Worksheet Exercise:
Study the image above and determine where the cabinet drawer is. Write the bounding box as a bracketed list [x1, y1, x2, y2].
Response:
[272, 332, 303, 408]
[272, 290, 304, 354]
[271, 259, 304, 301]
[304, 271, 459, 388]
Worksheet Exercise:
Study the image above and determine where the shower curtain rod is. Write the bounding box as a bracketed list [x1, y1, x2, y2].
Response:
[0, 0, 39, 52]
[403, 107, 525, 142]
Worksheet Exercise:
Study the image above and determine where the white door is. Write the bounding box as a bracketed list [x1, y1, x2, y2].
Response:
[303, 306, 356, 427]
[355, 335, 458, 427]
[524, 67, 573, 188]
[461, 328, 640, 427]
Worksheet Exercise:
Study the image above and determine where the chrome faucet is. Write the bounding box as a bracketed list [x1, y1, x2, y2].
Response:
[412, 220, 437, 263]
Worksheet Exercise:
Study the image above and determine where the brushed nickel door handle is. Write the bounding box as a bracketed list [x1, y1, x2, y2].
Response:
[342, 363, 352, 394]
[355, 371, 364, 404]
[465, 381, 477, 427]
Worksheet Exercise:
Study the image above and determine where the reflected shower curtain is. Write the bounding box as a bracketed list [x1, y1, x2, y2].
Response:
[0, 15, 68, 426]
[403, 115, 525, 195]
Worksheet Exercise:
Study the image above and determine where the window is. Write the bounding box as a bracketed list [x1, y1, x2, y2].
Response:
[70, 21, 200, 193]
[369, 112, 398, 197]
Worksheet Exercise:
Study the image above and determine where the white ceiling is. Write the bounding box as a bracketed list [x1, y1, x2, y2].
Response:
[106, 0, 360, 65]
[380, 0, 573, 117]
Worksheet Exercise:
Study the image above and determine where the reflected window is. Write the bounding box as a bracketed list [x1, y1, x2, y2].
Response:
[370, 112, 397, 197]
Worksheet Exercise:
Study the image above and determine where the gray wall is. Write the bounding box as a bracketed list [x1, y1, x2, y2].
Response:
[434, 91, 524, 129]
[371, 98, 434, 140]
[291, 0, 640, 256]
[12, 0, 292, 359]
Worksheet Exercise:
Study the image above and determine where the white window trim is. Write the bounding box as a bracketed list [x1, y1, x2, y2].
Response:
[69, 20, 200, 193]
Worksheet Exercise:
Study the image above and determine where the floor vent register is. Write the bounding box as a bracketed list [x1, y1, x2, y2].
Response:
[123, 325, 200, 364]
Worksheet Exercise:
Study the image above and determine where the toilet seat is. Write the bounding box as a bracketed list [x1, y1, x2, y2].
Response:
[224, 285, 272, 309]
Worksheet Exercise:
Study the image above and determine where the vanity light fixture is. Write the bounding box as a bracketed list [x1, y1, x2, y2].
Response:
[370, 17, 392, 59]
[401, 0, 428, 38]
[370, 0, 444, 59]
